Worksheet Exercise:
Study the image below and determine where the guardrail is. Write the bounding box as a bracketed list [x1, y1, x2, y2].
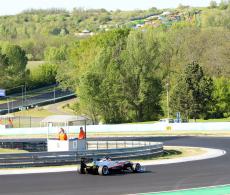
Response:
[0, 141, 163, 168]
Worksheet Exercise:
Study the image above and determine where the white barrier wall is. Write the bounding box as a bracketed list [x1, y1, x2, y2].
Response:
[0, 122, 230, 135]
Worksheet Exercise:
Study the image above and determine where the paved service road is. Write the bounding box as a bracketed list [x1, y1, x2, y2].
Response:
[0, 137, 230, 195]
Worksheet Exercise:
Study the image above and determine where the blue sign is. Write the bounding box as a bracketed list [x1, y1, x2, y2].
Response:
[0, 89, 6, 97]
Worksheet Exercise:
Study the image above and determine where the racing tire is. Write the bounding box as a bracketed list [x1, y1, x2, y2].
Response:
[98, 166, 109, 176]
[77, 167, 87, 174]
[132, 163, 141, 173]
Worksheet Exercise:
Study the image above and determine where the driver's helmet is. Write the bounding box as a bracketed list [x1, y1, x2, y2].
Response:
[105, 156, 111, 161]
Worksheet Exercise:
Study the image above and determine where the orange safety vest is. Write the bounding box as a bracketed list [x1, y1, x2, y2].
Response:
[59, 133, 67, 141]
[78, 130, 86, 139]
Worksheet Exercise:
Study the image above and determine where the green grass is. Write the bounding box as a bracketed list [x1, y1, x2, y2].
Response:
[14, 107, 54, 118]
[134, 146, 206, 162]
[126, 121, 157, 124]
[127, 118, 230, 124]
[27, 61, 44, 70]
[0, 148, 27, 153]
[192, 118, 230, 122]
[0, 98, 16, 104]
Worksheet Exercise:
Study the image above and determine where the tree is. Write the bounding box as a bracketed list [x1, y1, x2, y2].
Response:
[219, 0, 228, 9]
[120, 30, 162, 121]
[29, 63, 57, 88]
[211, 77, 230, 118]
[57, 29, 130, 123]
[0, 51, 9, 81]
[0, 44, 28, 88]
[171, 62, 213, 120]
[210, 0, 218, 8]
[0, 51, 9, 69]
[2, 44, 27, 73]
[44, 46, 67, 63]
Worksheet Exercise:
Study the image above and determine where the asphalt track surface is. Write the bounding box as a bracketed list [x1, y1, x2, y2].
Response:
[0, 89, 74, 112]
[0, 136, 230, 195]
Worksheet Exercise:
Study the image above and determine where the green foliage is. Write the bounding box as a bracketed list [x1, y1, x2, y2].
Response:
[57, 29, 163, 123]
[219, 0, 229, 9]
[210, 0, 218, 8]
[171, 62, 214, 120]
[211, 77, 230, 118]
[2, 44, 27, 72]
[0, 50, 9, 70]
[44, 46, 67, 63]
[72, 29, 129, 123]
[29, 63, 57, 88]
[0, 6, 230, 122]
[0, 44, 28, 88]
[202, 8, 230, 29]
[121, 30, 162, 121]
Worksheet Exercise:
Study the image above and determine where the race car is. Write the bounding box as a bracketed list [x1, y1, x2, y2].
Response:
[78, 157, 143, 176]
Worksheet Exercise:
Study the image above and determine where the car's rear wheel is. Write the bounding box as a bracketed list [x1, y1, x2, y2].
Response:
[98, 166, 109, 176]
[132, 163, 141, 173]
[77, 167, 87, 174]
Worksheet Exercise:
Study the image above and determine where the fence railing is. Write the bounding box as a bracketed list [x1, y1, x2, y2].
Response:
[0, 141, 163, 168]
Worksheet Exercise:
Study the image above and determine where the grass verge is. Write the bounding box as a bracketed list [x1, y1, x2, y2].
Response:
[0, 148, 28, 153]
[133, 146, 206, 162]
[14, 107, 53, 118]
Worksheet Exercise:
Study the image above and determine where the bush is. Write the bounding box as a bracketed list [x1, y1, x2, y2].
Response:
[29, 63, 57, 88]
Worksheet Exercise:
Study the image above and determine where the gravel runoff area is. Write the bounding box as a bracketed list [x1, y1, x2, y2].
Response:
[0, 146, 225, 176]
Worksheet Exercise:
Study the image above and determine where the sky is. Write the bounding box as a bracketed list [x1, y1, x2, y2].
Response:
[0, 0, 221, 16]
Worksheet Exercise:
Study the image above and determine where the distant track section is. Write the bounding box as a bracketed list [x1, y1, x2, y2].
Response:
[0, 89, 75, 115]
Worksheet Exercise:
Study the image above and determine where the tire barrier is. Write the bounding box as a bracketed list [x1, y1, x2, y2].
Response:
[0, 141, 163, 168]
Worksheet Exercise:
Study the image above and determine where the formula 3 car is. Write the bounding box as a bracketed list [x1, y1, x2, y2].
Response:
[78, 157, 144, 176]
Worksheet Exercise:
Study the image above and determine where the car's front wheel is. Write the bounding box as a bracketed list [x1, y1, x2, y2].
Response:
[98, 165, 109, 176]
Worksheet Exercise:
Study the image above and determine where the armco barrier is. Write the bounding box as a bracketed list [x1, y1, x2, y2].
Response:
[0, 141, 163, 168]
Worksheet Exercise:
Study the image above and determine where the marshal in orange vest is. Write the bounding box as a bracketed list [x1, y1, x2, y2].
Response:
[58, 128, 68, 141]
[78, 127, 86, 139]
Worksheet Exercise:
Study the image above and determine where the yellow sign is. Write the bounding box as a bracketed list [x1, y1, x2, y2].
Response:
[166, 126, 172, 131]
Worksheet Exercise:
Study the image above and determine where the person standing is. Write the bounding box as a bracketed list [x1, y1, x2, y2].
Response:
[58, 128, 68, 141]
[78, 127, 86, 139]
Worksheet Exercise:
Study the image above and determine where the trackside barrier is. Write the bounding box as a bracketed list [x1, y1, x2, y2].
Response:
[1, 122, 230, 134]
[0, 141, 163, 168]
